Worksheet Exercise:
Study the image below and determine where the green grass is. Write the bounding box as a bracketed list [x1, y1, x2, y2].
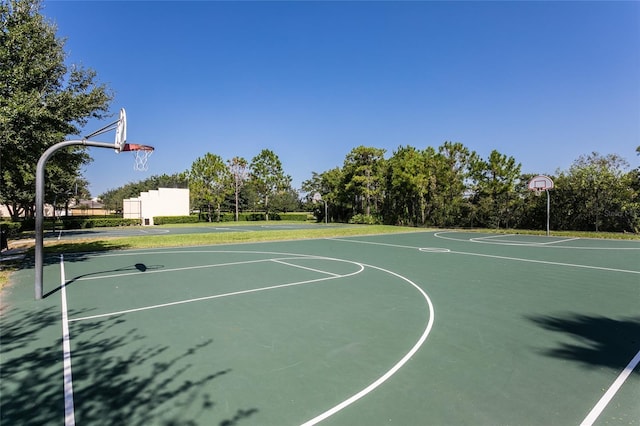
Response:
[38, 223, 429, 254]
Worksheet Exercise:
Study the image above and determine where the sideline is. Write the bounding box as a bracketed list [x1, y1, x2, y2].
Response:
[60, 254, 76, 426]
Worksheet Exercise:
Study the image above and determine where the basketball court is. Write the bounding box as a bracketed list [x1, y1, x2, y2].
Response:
[2, 230, 638, 425]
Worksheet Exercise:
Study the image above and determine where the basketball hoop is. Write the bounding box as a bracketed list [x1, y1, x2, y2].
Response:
[527, 175, 554, 193]
[121, 143, 154, 171]
[527, 175, 554, 236]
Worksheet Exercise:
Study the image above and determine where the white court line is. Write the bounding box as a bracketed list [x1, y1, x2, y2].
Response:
[451, 250, 640, 275]
[472, 233, 516, 240]
[69, 263, 364, 323]
[326, 237, 418, 250]
[60, 254, 76, 426]
[75, 258, 275, 281]
[434, 231, 640, 250]
[580, 349, 640, 426]
[300, 261, 435, 426]
[270, 259, 342, 277]
[539, 237, 580, 245]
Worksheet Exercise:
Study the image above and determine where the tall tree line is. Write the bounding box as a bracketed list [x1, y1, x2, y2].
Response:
[303, 144, 640, 233]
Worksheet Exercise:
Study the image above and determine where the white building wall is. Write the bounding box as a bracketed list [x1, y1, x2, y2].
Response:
[123, 188, 189, 225]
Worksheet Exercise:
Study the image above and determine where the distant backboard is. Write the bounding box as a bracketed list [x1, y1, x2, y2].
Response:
[527, 175, 554, 191]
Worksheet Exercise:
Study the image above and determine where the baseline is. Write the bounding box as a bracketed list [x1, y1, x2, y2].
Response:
[59, 255, 76, 426]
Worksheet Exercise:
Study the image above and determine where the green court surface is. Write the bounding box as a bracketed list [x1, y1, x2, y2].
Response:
[1, 231, 639, 425]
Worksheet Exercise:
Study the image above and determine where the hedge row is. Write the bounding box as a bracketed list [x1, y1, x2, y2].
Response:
[2, 212, 314, 232]
[156, 212, 313, 224]
[61, 218, 141, 229]
[153, 215, 200, 225]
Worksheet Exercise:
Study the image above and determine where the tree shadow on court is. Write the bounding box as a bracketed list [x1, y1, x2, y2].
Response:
[0, 305, 258, 425]
[16, 240, 135, 280]
[528, 313, 640, 372]
[19, 241, 134, 265]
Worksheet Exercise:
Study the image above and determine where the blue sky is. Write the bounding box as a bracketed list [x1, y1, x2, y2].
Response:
[42, 1, 640, 197]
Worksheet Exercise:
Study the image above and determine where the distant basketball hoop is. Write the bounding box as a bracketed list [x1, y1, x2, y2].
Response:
[312, 192, 328, 224]
[527, 175, 554, 196]
[527, 175, 554, 236]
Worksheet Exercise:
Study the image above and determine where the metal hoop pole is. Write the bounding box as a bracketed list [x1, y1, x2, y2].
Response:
[324, 200, 328, 224]
[35, 139, 114, 299]
[546, 189, 551, 237]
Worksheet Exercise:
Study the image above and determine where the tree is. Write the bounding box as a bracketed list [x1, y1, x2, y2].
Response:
[342, 146, 386, 217]
[433, 142, 477, 227]
[0, 0, 112, 219]
[270, 187, 300, 213]
[385, 145, 435, 226]
[187, 153, 231, 222]
[302, 168, 347, 223]
[469, 150, 522, 228]
[555, 152, 635, 232]
[227, 156, 248, 221]
[249, 149, 291, 220]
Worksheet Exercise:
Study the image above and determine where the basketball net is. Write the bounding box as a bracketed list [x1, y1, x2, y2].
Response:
[121, 143, 154, 171]
[133, 148, 153, 171]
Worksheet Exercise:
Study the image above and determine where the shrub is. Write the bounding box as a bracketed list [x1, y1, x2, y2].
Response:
[153, 215, 200, 225]
[348, 214, 381, 225]
[0, 221, 22, 238]
[62, 218, 140, 229]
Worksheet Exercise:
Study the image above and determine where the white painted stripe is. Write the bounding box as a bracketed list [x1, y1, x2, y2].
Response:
[539, 237, 580, 245]
[76, 258, 274, 281]
[270, 259, 341, 277]
[300, 262, 435, 425]
[452, 250, 640, 275]
[60, 254, 76, 426]
[326, 237, 418, 250]
[580, 348, 640, 426]
[434, 231, 640, 250]
[69, 264, 364, 323]
[473, 233, 516, 240]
